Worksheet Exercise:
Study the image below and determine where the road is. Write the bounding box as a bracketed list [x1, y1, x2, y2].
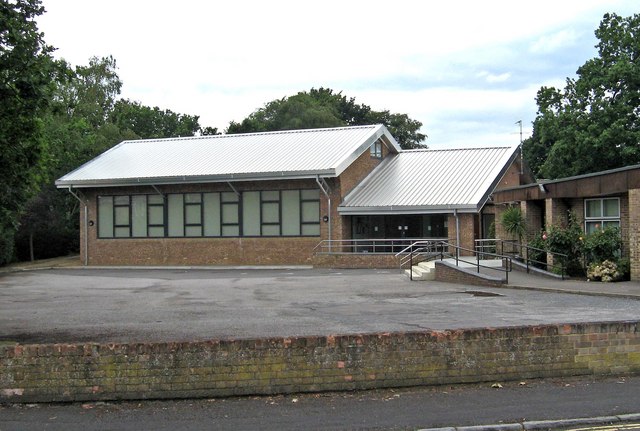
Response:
[1, 375, 639, 430]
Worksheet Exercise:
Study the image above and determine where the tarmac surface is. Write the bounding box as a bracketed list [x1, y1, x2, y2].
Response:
[1, 262, 640, 344]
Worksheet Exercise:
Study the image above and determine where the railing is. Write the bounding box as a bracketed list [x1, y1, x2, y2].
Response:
[475, 239, 568, 279]
[313, 238, 451, 255]
[397, 240, 512, 283]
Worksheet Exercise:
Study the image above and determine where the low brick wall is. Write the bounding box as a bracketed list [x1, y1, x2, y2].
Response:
[435, 261, 505, 287]
[2, 321, 639, 403]
[312, 253, 400, 269]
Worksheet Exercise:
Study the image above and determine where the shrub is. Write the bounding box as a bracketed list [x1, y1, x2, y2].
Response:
[582, 226, 622, 263]
[587, 260, 622, 282]
[501, 206, 526, 241]
[543, 215, 584, 276]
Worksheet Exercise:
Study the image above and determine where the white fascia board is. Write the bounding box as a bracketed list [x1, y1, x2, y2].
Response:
[55, 169, 337, 188]
[332, 125, 401, 177]
[337, 204, 480, 215]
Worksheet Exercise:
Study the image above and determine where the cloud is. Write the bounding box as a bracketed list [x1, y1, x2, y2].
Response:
[477, 71, 512, 84]
[530, 29, 580, 53]
[37, 0, 640, 146]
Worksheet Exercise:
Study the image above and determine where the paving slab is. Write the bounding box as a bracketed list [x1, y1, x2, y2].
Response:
[1, 268, 639, 344]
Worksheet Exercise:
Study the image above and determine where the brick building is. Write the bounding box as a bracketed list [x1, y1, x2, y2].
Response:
[491, 165, 640, 281]
[56, 125, 526, 266]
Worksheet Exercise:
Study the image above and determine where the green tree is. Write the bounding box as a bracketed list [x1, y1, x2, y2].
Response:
[110, 99, 203, 139]
[524, 13, 640, 179]
[0, 0, 54, 264]
[227, 88, 427, 149]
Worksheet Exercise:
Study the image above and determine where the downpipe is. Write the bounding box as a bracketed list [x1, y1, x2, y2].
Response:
[67, 187, 88, 266]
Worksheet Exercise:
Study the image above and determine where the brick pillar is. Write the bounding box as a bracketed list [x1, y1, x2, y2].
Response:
[629, 189, 640, 281]
[545, 198, 569, 268]
[521, 200, 543, 242]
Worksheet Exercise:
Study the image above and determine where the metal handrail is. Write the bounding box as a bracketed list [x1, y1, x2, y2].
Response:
[475, 239, 567, 279]
[400, 239, 512, 283]
[314, 238, 451, 255]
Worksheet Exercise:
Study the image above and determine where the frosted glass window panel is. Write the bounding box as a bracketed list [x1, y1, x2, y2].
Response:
[243, 191, 260, 236]
[203, 193, 221, 236]
[301, 201, 320, 223]
[114, 206, 129, 226]
[281, 190, 300, 236]
[262, 202, 279, 224]
[132, 195, 147, 237]
[98, 196, 113, 238]
[185, 204, 201, 225]
[148, 206, 164, 225]
[301, 224, 320, 236]
[301, 189, 320, 200]
[168, 194, 184, 237]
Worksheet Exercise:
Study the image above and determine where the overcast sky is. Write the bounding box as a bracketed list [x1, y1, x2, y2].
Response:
[37, 0, 637, 148]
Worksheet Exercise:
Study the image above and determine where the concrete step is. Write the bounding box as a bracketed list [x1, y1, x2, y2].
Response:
[406, 260, 436, 281]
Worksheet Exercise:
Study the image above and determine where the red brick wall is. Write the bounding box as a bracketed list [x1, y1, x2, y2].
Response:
[629, 189, 640, 280]
[81, 180, 325, 266]
[2, 321, 639, 403]
[447, 213, 476, 253]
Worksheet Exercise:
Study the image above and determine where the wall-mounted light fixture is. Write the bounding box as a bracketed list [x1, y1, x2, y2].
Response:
[322, 215, 329, 223]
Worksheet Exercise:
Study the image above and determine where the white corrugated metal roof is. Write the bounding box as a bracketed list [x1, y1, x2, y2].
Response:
[56, 125, 400, 188]
[338, 145, 519, 214]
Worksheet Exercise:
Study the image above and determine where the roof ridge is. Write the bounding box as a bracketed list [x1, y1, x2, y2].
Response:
[401, 145, 515, 153]
[121, 124, 380, 145]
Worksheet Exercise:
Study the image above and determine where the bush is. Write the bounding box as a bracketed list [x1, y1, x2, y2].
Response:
[587, 260, 622, 282]
[501, 206, 526, 241]
[582, 226, 622, 263]
[543, 215, 584, 276]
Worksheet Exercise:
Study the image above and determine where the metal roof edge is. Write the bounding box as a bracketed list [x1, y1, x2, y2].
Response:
[333, 125, 401, 177]
[476, 145, 521, 210]
[55, 170, 336, 189]
[55, 140, 131, 184]
[337, 204, 479, 215]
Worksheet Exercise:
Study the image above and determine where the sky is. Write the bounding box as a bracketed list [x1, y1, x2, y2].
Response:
[37, 0, 638, 148]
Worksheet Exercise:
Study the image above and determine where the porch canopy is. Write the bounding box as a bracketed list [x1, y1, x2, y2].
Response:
[338, 145, 520, 215]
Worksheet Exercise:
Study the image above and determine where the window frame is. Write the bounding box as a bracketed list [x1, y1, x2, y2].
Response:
[260, 190, 281, 236]
[584, 197, 620, 233]
[370, 139, 383, 159]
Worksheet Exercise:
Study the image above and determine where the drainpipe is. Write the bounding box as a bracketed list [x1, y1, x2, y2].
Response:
[316, 176, 332, 252]
[67, 187, 88, 266]
[454, 209, 460, 249]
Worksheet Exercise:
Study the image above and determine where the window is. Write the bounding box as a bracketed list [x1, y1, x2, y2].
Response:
[97, 188, 321, 239]
[147, 194, 165, 237]
[113, 196, 131, 237]
[184, 193, 203, 237]
[585, 198, 620, 234]
[261, 191, 280, 236]
[300, 189, 321, 236]
[221, 192, 240, 236]
[370, 139, 383, 158]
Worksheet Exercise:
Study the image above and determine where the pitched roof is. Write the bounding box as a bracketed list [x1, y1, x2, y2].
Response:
[56, 125, 400, 188]
[338, 145, 520, 214]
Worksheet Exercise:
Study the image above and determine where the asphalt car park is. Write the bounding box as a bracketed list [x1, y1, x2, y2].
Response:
[0, 268, 639, 344]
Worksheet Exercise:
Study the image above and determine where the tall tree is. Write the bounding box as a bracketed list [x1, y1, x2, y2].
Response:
[524, 13, 640, 179]
[227, 88, 427, 149]
[110, 99, 203, 139]
[0, 0, 54, 264]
